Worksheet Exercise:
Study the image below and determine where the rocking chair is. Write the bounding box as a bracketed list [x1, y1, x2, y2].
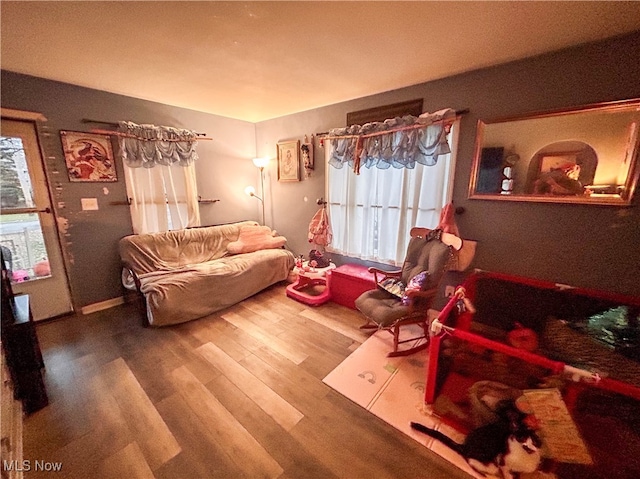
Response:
[354, 227, 475, 357]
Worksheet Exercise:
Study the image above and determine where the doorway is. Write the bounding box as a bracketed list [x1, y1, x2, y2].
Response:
[1, 118, 73, 320]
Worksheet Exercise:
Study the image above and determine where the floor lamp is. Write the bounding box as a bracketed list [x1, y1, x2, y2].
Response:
[245, 157, 270, 225]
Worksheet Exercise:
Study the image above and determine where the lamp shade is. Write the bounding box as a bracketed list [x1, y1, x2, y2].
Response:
[252, 157, 270, 168]
[244, 186, 256, 196]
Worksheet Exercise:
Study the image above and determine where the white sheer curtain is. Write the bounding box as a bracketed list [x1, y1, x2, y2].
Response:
[326, 119, 458, 266]
[118, 122, 201, 234]
[124, 162, 200, 234]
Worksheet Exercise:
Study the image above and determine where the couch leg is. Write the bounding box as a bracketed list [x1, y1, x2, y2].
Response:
[137, 294, 149, 327]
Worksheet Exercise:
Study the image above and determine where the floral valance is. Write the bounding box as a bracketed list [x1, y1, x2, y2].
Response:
[327, 108, 456, 173]
[118, 121, 199, 168]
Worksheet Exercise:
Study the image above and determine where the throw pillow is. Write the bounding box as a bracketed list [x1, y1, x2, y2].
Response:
[227, 225, 287, 254]
[401, 271, 429, 306]
[377, 278, 405, 299]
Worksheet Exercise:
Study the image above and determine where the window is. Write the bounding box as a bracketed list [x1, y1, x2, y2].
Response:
[326, 121, 459, 265]
[118, 122, 201, 234]
[123, 162, 200, 234]
[1, 133, 49, 281]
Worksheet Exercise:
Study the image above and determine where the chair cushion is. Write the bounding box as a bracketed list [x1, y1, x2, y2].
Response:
[355, 289, 412, 327]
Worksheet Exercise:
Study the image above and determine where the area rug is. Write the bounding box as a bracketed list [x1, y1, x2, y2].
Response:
[323, 325, 561, 479]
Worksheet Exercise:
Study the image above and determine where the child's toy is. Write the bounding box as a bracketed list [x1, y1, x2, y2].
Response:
[286, 258, 335, 306]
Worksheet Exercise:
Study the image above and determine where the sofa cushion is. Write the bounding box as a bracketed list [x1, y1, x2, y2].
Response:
[227, 225, 287, 254]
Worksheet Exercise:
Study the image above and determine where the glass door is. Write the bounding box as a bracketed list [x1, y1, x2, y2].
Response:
[1, 118, 73, 320]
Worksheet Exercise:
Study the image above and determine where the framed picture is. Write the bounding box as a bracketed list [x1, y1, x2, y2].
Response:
[277, 140, 300, 182]
[60, 130, 117, 182]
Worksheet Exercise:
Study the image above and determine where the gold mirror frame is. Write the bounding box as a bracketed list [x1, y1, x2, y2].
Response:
[468, 99, 640, 205]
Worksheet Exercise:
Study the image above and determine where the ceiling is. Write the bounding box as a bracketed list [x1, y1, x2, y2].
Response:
[2, 1, 640, 123]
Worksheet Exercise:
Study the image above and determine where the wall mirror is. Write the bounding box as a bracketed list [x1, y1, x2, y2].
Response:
[468, 99, 640, 205]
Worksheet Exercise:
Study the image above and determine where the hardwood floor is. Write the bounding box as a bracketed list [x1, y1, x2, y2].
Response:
[22, 283, 471, 479]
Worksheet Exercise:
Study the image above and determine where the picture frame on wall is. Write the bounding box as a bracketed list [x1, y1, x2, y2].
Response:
[277, 140, 300, 182]
[60, 130, 117, 182]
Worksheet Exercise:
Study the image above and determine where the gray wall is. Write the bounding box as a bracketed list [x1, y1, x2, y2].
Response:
[2, 31, 639, 312]
[1, 72, 257, 309]
[257, 31, 640, 297]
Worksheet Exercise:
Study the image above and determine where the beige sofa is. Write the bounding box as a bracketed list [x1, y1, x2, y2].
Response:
[119, 221, 295, 326]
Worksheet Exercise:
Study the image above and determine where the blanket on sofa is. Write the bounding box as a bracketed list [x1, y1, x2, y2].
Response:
[120, 221, 295, 326]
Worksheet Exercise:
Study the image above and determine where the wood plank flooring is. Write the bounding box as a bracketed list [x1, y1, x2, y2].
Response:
[21, 283, 471, 479]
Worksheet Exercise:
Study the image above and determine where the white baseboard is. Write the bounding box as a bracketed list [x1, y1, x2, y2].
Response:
[81, 296, 125, 315]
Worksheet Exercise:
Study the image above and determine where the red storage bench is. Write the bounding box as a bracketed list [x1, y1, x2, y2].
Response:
[329, 264, 376, 309]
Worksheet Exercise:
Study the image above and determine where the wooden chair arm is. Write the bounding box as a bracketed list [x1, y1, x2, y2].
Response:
[368, 267, 401, 284]
[405, 287, 438, 312]
[404, 287, 437, 300]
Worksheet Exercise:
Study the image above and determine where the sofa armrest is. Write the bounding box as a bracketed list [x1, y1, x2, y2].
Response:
[121, 262, 150, 327]
[121, 262, 142, 292]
